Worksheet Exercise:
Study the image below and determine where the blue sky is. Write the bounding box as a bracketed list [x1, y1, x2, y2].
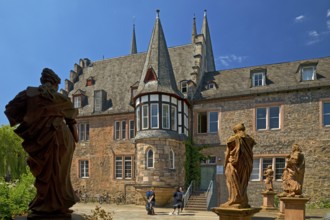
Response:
[1, 0, 330, 125]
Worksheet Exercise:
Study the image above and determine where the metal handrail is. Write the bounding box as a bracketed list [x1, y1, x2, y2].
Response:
[205, 180, 213, 209]
[183, 180, 194, 208]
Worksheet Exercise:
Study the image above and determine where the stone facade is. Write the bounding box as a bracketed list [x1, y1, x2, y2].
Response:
[66, 11, 330, 208]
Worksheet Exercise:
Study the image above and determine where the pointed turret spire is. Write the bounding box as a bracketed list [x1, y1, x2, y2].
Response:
[136, 10, 183, 98]
[192, 14, 197, 43]
[130, 23, 137, 54]
[201, 10, 216, 71]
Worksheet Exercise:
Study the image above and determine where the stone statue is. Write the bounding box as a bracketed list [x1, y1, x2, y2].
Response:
[263, 165, 274, 192]
[5, 68, 79, 217]
[221, 123, 256, 208]
[279, 144, 305, 197]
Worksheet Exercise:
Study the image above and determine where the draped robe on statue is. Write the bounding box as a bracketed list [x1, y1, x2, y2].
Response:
[222, 130, 256, 208]
[5, 85, 79, 213]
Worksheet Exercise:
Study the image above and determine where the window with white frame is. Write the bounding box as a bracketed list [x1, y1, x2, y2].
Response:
[73, 96, 82, 108]
[142, 104, 149, 129]
[136, 107, 140, 131]
[121, 121, 126, 139]
[201, 156, 217, 165]
[146, 149, 154, 168]
[197, 111, 218, 133]
[171, 106, 177, 131]
[78, 123, 89, 141]
[115, 156, 134, 179]
[162, 104, 170, 129]
[252, 72, 266, 87]
[115, 121, 120, 140]
[129, 120, 135, 138]
[151, 103, 159, 128]
[323, 102, 330, 127]
[301, 66, 316, 81]
[79, 160, 89, 178]
[181, 81, 188, 93]
[250, 157, 286, 181]
[207, 82, 216, 89]
[256, 106, 280, 130]
[169, 149, 175, 169]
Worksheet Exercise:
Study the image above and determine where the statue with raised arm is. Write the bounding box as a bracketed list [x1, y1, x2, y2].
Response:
[5, 68, 79, 217]
[221, 123, 256, 208]
[263, 165, 274, 192]
[279, 144, 305, 197]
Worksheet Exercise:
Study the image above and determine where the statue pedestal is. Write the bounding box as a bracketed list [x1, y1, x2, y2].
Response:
[261, 191, 277, 210]
[211, 207, 261, 220]
[280, 197, 310, 220]
[276, 200, 285, 219]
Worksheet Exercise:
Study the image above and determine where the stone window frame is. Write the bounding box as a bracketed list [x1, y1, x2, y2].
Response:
[201, 155, 217, 165]
[196, 111, 219, 134]
[114, 120, 128, 140]
[254, 103, 283, 131]
[79, 160, 89, 178]
[169, 149, 175, 169]
[114, 155, 134, 180]
[78, 122, 90, 142]
[320, 98, 330, 128]
[146, 148, 154, 169]
[250, 155, 287, 182]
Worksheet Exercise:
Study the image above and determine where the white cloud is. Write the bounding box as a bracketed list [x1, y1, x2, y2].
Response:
[216, 55, 247, 67]
[306, 30, 320, 45]
[308, 31, 319, 37]
[327, 9, 330, 17]
[294, 15, 305, 23]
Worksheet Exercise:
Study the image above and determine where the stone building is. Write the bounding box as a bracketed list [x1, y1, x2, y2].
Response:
[64, 10, 330, 207]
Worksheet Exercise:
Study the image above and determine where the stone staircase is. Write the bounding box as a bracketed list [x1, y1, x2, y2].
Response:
[184, 191, 208, 211]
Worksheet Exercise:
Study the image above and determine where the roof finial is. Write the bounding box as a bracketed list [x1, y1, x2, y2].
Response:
[204, 9, 207, 17]
[156, 9, 160, 18]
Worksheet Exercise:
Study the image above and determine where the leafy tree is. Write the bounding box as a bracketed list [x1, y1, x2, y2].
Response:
[0, 125, 27, 180]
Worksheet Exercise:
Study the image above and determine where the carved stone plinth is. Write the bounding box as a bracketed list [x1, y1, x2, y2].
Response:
[280, 197, 310, 220]
[211, 207, 261, 220]
[261, 191, 277, 210]
[276, 199, 285, 219]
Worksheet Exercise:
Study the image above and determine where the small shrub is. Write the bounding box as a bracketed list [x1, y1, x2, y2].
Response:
[83, 206, 114, 220]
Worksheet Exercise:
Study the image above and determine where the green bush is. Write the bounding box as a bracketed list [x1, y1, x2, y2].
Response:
[0, 168, 35, 220]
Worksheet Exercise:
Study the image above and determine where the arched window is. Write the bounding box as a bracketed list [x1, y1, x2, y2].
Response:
[169, 149, 175, 169]
[146, 149, 154, 168]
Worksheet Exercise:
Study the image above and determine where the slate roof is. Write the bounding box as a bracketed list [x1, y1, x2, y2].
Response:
[199, 56, 330, 100]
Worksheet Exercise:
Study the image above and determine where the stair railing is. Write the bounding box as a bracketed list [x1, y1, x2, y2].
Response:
[183, 180, 194, 208]
[205, 180, 213, 210]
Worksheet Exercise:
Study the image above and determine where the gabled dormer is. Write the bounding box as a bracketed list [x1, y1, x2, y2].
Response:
[297, 61, 318, 81]
[72, 89, 87, 108]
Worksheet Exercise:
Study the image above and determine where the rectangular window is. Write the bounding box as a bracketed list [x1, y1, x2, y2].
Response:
[323, 102, 330, 127]
[79, 160, 89, 178]
[142, 104, 149, 129]
[151, 103, 159, 128]
[124, 156, 132, 179]
[129, 120, 135, 139]
[250, 157, 286, 181]
[162, 104, 170, 129]
[171, 106, 177, 131]
[252, 72, 265, 87]
[74, 96, 82, 108]
[121, 121, 126, 139]
[198, 111, 218, 133]
[301, 66, 316, 81]
[256, 106, 280, 130]
[115, 121, 120, 140]
[181, 81, 188, 93]
[115, 156, 123, 179]
[78, 123, 89, 141]
[136, 107, 140, 131]
[209, 112, 218, 133]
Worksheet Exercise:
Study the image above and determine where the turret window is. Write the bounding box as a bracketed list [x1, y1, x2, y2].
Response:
[142, 104, 149, 130]
[151, 103, 159, 128]
[171, 106, 177, 131]
[169, 149, 175, 169]
[162, 104, 170, 129]
[146, 149, 154, 168]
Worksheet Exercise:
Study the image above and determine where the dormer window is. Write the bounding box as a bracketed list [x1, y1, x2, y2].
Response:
[301, 66, 316, 81]
[86, 77, 95, 86]
[180, 81, 188, 93]
[72, 89, 86, 108]
[252, 71, 266, 87]
[206, 81, 216, 90]
[94, 90, 106, 112]
[144, 67, 157, 83]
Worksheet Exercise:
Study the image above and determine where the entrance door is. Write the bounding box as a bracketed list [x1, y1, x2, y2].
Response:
[200, 166, 215, 191]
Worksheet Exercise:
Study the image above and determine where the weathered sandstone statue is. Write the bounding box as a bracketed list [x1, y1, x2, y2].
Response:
[221, 123, 256, 208]
[279, 144, 305, 197]
[5, 68, 79, 217]
[263, 165, 274, 192]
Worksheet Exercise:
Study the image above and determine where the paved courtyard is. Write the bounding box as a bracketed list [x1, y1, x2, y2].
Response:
[72, 203, 330, 220]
